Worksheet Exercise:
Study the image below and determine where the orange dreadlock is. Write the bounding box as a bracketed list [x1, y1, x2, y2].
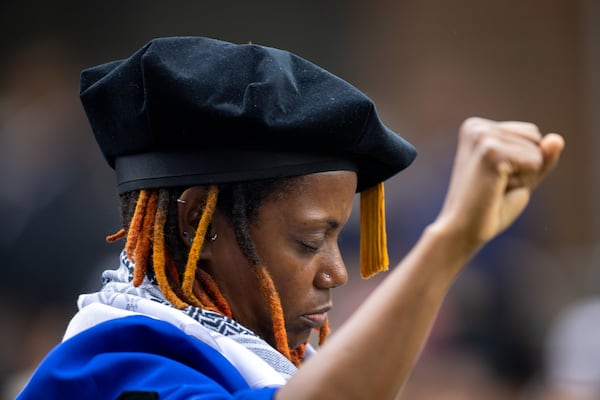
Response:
[107, 184, 330, 367]
[133, 191, 158, 286]
[152, 190, 188, 309]
[181, 185, 219, 307]
[254, 266, 291, 360]
[194, 269, 232, 317]
[105, 228, 126, 243]
[125, 189, 149, 258]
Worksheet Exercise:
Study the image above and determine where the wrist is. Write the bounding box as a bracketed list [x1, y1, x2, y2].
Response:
[420, 221, 483, 275]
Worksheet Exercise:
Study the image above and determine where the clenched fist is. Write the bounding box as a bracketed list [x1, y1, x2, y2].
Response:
[435, 117, 564, 250]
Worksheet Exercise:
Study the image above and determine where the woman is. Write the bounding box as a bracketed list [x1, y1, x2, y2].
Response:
[18, 36, 564, 399]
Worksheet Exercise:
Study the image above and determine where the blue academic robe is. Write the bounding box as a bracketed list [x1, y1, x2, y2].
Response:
[17, 315, 279, 399]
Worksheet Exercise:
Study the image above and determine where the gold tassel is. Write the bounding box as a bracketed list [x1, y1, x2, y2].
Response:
[359, 182, 389, 278]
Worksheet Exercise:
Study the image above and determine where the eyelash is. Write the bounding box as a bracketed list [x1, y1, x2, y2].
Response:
[299, 241, 320, 254]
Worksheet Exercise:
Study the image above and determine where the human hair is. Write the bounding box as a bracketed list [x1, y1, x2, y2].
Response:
[107, 178, 330, 365]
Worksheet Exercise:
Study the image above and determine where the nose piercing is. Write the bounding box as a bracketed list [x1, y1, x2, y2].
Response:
[324, 273, 331, 280]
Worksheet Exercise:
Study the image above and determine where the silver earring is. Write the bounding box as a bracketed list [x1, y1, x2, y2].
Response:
[176, 198, 186, 204]
[209, 233, 218, 242]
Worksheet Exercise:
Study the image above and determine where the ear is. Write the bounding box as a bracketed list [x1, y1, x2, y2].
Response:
[177, 186, 216, 258]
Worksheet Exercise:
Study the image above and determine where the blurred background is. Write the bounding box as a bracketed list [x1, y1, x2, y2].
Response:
[0, 0, 598, 398]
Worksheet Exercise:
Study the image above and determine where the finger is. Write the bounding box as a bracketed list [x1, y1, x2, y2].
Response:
[507, 133, 564, 191]
[476, 133, 544, 176]
[499, 186, 531, 232]
[462, 117, 542, 143]
[496, 121, 542, 144]
[538, 133, 565, 179]
[462, 118, 543, 157]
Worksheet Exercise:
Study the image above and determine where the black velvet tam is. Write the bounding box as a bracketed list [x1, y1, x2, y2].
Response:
[80, 36, 417, 193]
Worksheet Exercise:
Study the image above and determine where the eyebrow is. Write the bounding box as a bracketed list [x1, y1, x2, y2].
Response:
[294, 209, 346, 232]
[303, 217, 340, 232]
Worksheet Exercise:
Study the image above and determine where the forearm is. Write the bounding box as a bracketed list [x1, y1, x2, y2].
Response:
[277, 223, 481, 400]
[277, 121, 564, 400]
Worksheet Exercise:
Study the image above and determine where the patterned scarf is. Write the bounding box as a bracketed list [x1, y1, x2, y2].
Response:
[77, 251, 303, 380]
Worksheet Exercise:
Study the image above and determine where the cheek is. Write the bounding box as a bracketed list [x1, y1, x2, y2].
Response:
[250, 217, 319, 313]
[264, 253, 315, 308]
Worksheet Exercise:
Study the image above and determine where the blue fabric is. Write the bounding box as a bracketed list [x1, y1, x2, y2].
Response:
[17, 315, 279, 399]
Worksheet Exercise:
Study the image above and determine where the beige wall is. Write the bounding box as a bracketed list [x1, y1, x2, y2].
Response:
[347, 0, 588, 247]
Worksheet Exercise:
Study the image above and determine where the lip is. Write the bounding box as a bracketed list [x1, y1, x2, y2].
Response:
[300, 305, 332, 329]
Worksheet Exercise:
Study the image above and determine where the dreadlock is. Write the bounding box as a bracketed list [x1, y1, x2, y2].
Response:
[110, 179, 329, 366]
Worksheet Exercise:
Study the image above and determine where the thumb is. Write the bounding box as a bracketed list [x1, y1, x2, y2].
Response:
[536, 133, 565, 186]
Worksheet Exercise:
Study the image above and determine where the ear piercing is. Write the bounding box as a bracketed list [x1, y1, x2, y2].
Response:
[182, 231, 217, 243]
[182, 231, 193, 244]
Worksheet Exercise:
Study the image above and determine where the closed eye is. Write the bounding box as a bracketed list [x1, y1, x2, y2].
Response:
[298, 240, 320, 254]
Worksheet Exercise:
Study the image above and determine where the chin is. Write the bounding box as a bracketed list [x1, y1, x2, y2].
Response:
[288, 332, 311, 350]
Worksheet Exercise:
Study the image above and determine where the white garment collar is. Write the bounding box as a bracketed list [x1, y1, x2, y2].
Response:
[65, 297, 287, 388]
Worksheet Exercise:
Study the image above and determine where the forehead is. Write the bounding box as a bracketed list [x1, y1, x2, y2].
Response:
[252, 171, 357, 234]
[266, 170, 358, 204]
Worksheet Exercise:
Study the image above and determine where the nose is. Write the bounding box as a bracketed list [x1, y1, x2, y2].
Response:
[315, 248, 348, 289]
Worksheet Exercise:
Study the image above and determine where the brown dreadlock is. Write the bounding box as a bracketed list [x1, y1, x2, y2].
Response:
[109, 179, 330, 366]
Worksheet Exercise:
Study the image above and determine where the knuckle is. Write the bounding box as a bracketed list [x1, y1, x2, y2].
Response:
[499, 121, 542, 139]
[461, 117, 485, 131]
[476, 136, 501, 161]
[513, 121, 541, 137]
[521, 121, 539, 132]
[460, 117, 493, 143]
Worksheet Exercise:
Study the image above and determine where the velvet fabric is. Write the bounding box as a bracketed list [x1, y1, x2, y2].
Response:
[80, 36, 416, 193]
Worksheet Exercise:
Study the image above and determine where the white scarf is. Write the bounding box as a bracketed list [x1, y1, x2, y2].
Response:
[64, 251, 311, 388]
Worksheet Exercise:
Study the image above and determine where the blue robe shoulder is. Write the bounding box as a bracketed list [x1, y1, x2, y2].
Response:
[17, 315, 278, 399]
